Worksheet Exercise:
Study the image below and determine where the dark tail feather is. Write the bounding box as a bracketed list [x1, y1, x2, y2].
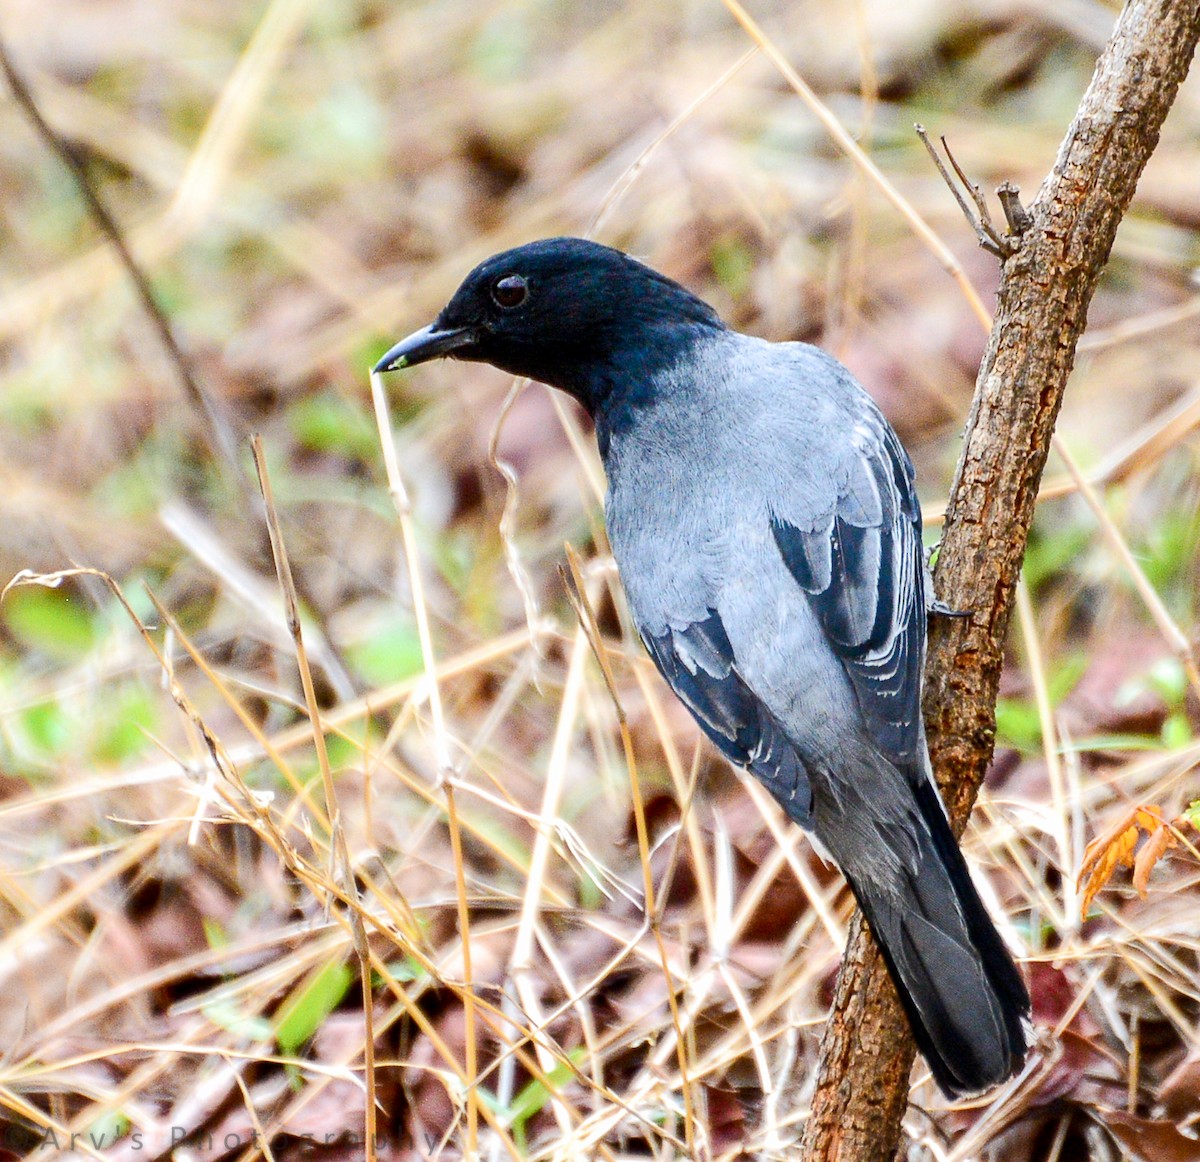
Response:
[839, 777, 1030, 1097]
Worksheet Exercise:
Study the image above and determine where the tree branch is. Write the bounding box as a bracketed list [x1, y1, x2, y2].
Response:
[799, 1, 1200, 1157]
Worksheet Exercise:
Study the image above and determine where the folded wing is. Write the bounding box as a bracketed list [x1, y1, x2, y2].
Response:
[769, 408, 925, 772]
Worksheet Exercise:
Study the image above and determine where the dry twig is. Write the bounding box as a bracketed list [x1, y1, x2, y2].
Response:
[0, 36, 241, 474]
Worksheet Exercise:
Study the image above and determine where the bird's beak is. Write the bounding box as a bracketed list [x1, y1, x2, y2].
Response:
[373, 324, 475, 373]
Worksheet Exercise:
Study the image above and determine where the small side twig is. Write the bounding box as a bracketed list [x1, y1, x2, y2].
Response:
[915, 123, 1019, 258]
[941, 130, 994, 233]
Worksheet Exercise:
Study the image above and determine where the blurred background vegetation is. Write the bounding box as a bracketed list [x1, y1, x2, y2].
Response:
[0, 0, 1197, 1158]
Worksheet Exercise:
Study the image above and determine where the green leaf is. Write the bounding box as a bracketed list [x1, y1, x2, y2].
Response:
[470, 11, 532, 82]
[92, 683, 158, 764]
[346, 618, 425, 685]
[1022, 522, 1092, 591]
[275, 960, 354, 1056]
[4, 586, 98, 659]
[1058, 733, 1164, 754]
[710, 237, 754, 300]
[1138, 505, 1200, 597]
[1161, 712, 1193, 749]
[372, 956, 427, 989]
[507, 1047, 587, 1149]
[84, 1110, 129, 1149]
[325, 727, 381, 771]
[20, 700, 72, 760]
[203, 918, 230, 950]
[1116, 657, 1191, 724]
[1146, 657, 1188, 708]
[576, 867, 605, 911]
[288, 393, 378, 461]
[996, 655, 1088, 753]
[204, 997, 273, 1043]
[1047, 652, 1087, 704]
[995, 696, 1042, 752]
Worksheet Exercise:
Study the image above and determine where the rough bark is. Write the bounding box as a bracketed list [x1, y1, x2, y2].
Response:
[799, 2, 1200, 1159]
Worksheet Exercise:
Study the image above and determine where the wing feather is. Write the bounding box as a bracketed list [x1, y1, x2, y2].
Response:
[642, 610, 813, 827]
[771, 411, 925, 769]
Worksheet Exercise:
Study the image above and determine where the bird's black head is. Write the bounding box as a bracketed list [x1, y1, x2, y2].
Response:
[373, 237, 725, 416]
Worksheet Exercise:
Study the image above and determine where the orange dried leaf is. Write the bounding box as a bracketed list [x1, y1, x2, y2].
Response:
[1079, 826, 1138, 917]
[1132, 824, 1176, 897]
[1132, 806, 1170, 832]
[1078, 806, 1139, 880]
[1078, 805, 1171, 918]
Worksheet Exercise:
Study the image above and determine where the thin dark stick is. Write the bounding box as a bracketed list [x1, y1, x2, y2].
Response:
[914, 124, 977, 229]
[915, 123, 1013, 257]
[941, 133, 995, 231]
[0, 36, 242, 474]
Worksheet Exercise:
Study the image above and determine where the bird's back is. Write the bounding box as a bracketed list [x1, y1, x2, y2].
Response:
[602, 332, 917, 768]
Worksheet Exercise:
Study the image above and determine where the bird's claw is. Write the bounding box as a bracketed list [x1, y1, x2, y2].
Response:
[929, 598, 971, 619]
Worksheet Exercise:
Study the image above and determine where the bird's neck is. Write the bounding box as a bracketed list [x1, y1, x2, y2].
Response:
[583, 322, 723, 457]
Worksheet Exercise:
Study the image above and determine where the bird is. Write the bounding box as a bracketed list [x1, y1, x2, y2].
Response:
[374, 236, 1030, 1097]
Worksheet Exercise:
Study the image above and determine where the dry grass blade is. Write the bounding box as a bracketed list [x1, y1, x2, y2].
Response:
[251, 434, 378, 1161]
[561, 544, 698, 1157]
[1052, 437, 1200, 703]
[1017, 579, 1075, 930]
[165, 0, 319, 236]
[721, 0, 993, 329]
[250, 438, 341, 842]
[505, 623, 588, 1139]
[369, 370, 480, 1154]
[0, 1086, 110, 1162]
[587, 47, 759, 240]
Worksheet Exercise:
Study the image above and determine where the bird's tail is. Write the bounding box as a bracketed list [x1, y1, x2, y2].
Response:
[827, 771, 1030, 1097]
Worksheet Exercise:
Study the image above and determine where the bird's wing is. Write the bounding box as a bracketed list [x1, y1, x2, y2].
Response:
[769, 406, 926, 770]
[642, 610, 813, 826]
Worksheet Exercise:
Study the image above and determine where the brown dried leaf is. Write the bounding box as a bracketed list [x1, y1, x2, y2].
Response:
[703, 1084, 750, 1156]
[1079, 816, 1139, 916]
[1157, 1050, 1200, 1122]
[1031, 1027, 1126, 1110]
[1095, 1107, 1200, 1162]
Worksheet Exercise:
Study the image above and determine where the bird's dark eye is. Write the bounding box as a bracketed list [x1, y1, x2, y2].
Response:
[491, 274, 528, 309]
